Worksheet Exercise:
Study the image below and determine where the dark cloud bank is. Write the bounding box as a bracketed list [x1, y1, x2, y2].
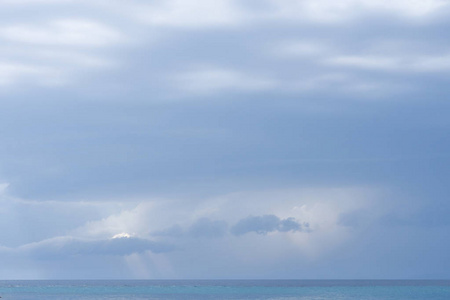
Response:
[13, 215, 307, 260]
[154, 215, 308, 239]
[231, 215, 309, 236]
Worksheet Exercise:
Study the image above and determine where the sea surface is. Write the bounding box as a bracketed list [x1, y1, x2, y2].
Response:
[0, 280, 449, 300]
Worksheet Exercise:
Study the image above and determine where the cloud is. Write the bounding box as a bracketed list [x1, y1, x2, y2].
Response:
[124, 0, 448, 30]
[0, 19, 122, 47]
[72, 202, 156, 239]
[326, 55, 399, 71]
[0, 0, 446, 95]
[21, 236, 175, 258]
[0, 190, 141, 248]
[325, 54, 450, 73]
[0, 0, 448, 280]
[278, 217, 307, 232]
[0, 16, 124, 88]
[265, 0, 448, 23]
[266, 33, 450, 97]
[275, 37, 450, 75]
[153, 218, 228, 239]
[0, 187, 393, 278]
[230, 214, 308, 236]
[130, 0, 244, 28]
[0, 0, 72, 4]
[359, 0, 447, 18]
[0, 62, 62, 86]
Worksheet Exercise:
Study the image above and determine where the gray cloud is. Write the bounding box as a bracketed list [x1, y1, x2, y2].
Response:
[0, 0, 449, 280]
[231, 215, 308, 236]
[153, 218, 228, 239]
[2, 0, 450, 202]
[22, 236, 175, 259]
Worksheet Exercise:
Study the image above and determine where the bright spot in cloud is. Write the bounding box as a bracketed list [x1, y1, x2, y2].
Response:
[112, 232, 132, 239]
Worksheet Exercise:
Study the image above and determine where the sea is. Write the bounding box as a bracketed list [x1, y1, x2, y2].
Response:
[0, 280, 449, 300]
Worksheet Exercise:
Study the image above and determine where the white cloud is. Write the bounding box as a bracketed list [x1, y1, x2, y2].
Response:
[0, 18, 124, 87]
[0, 0, 73, 4]
[0, 62, 63, 86]
[273, 36, 450, 74]
[0, 0, 446, 92]
[0, 0, 73, 6]
[34, 49, 115, 68]
[124, 0, 244, 28]
[326, 54, 450, 73]
[326, 55, 400, 71]
[112, 232, 132, 239]
[409, 55, 450, 72]
[265, 0, 359, 23]
[267, 36, 450, 97]
[122, 0, 448, 29]
[0, 19, 122, 47]
[265, 0, 448, 23]
[363, 0, 447, 17]
[73, 202, 156, 239]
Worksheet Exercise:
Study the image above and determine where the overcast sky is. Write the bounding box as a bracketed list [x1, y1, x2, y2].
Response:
[1, 0, 450, 279]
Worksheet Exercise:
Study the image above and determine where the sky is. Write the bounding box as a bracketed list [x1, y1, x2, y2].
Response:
[0, 0, 450, 279]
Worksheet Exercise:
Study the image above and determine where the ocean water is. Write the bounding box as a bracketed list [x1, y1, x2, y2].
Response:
[0, 280, 449, 300]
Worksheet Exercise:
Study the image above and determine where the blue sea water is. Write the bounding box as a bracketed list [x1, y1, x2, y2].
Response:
[0, 280, 449, 300]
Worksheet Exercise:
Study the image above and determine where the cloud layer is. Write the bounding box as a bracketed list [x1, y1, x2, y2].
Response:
[1, 0, 450, 279]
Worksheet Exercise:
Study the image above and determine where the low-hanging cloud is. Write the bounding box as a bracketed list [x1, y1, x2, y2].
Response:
[21, 236, 175, 259]
[231, 215, 309, 236]
[153, 218, 228, 239]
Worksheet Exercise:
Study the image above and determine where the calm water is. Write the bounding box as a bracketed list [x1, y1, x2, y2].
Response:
[0, 280, 449, 300]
